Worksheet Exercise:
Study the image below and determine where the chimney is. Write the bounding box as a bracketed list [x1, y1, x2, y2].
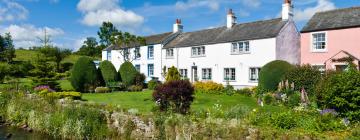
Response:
[173, 19, 183, 33]
[227, 9, 237, 28]
[282, 0, 294, 21]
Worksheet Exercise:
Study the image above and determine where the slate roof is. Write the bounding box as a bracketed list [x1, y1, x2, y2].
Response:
[104, 32, 173, 50]
[301, 6, 360, 33]
[164, 18, 287, 49]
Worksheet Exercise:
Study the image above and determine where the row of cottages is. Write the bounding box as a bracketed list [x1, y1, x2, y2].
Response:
[300, 6, 360, 72]
[102, 0, 300, 88]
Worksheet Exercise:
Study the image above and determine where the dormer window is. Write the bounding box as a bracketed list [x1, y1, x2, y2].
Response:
[231, 41, 250, 54]
[166, 49, 174, 58]
[191, 46, 205, 57]
[312, 32, 326, 52]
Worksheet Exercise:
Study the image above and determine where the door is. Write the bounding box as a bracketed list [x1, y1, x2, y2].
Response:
[191, 66, 198, 82]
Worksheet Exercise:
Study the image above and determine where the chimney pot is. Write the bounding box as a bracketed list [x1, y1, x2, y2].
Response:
[228, 9, 233, 15]
[284, 0, 291, 4]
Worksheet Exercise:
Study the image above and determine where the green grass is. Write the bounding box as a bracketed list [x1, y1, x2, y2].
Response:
[82, 91, 286, 114]
[13, 49, 40, 62]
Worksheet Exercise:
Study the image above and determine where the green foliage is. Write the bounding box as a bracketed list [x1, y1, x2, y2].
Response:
[70, 57, 98, 93]
[0, 63, 10, 83]
[76, 37, 104, 57]
[258, 60, 293, 92]
[165, 66, 181, 82]
[119, 61, 137, 86]
[106, 82, 126, 91]
[95, 87, 110, 93]
[9, 61, 34, 77]
[223, 84, 236, 96]
[270, 111, 297, 129]
[46, 92, 82, 100]
[236, 88, 254, 96]
[194, 81, 224, 94]
[99, 60, 118, 84]
[127, 85, 143, 92]
[134, 72, 146, 87]
[0, 33, 16, 63]
[98, 22, 119, 46]
[284, 65, 322, 96]
[148, 79, 161, 90]
[153, 80, 195, 114]
[263, 93, 275, 105]
[287, 92, 301, 107]
[316, 66, 360, 121]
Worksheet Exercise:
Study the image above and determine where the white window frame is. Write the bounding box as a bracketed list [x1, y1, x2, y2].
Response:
[191, 46, 205, 57]
[107, 51, 111, 61]
[148, 64, 154, 77]
[148, 46, 154, 59]
[224, 68, 236, 81]
[311, 32, 327, 52]
[134, 47, 141, 59]
[201, 68, 212, 80]
[231, 41, 250, 54]
[179, 69, 188, 80]
[249, 67, 261, 82]
[166, 48, 174, 59]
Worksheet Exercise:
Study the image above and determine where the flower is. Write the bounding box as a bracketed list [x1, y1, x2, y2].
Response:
[319, 109, 338, 116]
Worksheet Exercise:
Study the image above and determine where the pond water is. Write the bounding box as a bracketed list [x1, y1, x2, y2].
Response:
[0, 126, 53, 140]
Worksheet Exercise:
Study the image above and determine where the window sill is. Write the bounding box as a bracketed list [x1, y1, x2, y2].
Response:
[223, 80, 236, 82]
[231, 52, 251, 55]
[249, 80, 258, 83]
[165, 56, 174, 59]
[147, 58, 154, 60]
[191, 55, 206, 58]
[311, 50, 327, 53]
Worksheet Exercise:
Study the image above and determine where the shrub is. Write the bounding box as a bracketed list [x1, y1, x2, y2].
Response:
[270, 111, 297, 129]
[9, 61, 34, 77]
[223, 84, 236, 96]
[315, 66, 360, 121]
[119, 61, 137, 86]
[258, 60, 293, 92]
[236, 88, 253, 96]
[263, 93, 275, 105]
[99, 60, 118, 84]
[148, 79, 161, 90]
[194, 81, 224, 94]
[165, 66, 181, 82]
[60, 62, 73, 72]
[0, 63, 10, 83]
[134, 72, 146, 87]
[127, 85, 143, 92]
[70, 57, 98, 93]
[95, 87, 110, 93]
[287, 91, 301, 108]
[284, 65, 321, 96]
[47, 92, 82, 100]
[106, 82, 126, 91]
[153, 80, 194, 114]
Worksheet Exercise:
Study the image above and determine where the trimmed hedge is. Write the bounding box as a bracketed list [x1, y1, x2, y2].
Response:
[284, 65, 321, 96]
[99, 60, 118, 84]
[70, 57, 98, 92]
[258, 60, 293, 92]
[119, 61, 137, 86]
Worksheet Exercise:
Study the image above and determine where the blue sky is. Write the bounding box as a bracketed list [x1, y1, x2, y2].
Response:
[0, 0, 359, 50]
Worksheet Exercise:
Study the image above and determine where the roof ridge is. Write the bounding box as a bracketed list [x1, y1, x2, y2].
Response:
[144, 32, 172, 38]
[316, 6, 360, 14]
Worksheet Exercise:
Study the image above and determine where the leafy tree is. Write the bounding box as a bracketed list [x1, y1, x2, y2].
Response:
[99, 60, 118, 85]
[38, 46, 71, 72]
[110, 31, 145, 62]
[70, 57, 98, 92]
[119, 61, 137, 86]
[77, 37, 98, 57]
[3, 33, 15, 63]
[30, 54, 60, 90]
[166, 66, 181, 82]
[98, 22, 118, 46]
[0, 35, 5, 62]
[258, 60, 293, 92]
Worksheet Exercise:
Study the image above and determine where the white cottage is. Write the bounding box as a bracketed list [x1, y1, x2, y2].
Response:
[103, 0, 300, 88]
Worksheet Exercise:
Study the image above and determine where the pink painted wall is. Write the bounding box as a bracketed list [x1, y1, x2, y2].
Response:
[301, 27, 360, 69]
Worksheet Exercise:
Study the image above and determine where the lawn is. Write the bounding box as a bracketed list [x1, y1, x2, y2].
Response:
[82, 91, 286, 114]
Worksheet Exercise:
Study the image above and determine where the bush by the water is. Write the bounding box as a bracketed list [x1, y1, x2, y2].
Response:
[119, 61, 137, 86]
[165, 66, 181, 82]
[316, 66, 360, 121]
[70, 57, 98, 92]
[153, 80, 194, 114]
[194, 81, 224, 94]
[284, 65, 322, 96]
[258, 60, 293, 92]
[95, 87, 110, 93]
[99, 60, 118, 84]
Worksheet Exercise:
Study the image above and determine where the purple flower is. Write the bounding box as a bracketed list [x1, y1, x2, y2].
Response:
[320, 109, 338, 116]
[34, 85, 55, 92]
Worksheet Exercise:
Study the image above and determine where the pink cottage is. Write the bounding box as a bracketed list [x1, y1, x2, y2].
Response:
[301, 7, 360, 71]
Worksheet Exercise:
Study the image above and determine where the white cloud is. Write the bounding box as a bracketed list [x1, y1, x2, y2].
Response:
[294, 0, 336, 22]
[73, 38, 86, 51]
[0, 0, 28, 22]
[77, 0, 144, 28]
[175, 0, 220, 11]
[0, 24, 65, 48]
[241, 0, 261, 8]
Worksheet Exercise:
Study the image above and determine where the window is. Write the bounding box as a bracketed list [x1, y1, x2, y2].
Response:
[124, 48, 129, 60]
[249, 68, 261, 82]
[312, 64, 325, 73]
[335, 64, 348, 72]
[312, 33, 326, 51]
[166, 49, 174, 58]
[148, 64, 154, 77]
[148, 46, 154, 59]
[224, 68, 236, 81]
[135, 65, 140, 72]
[202, 68, 212, 80]
[191, 46, 205, 57]
[231, 41, 250, 54]
[179, 69, 188, 79]
[134, 47, 140, 59]
[107, 51, 111, 60]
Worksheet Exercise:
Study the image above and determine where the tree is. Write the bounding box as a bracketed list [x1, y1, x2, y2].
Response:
[166, 66, 181, 82]
[119, 61, 137, 86]
[70, 57, 98, 92]
[110, 31, 145, 62]
[99, 60, 118, 84]
[3, 33, 15, 63]
[98, 22, 118, 46]
[38, 46, 71, 72]
[77, 37, 98, 56]
[0, 63, 10, 83]
[30, 53, 60, 90]
[0, 35, 5, 62]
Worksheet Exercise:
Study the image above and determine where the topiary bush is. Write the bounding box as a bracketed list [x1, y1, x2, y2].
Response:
[284, 65, 322, 96]
[165, 66, 180, 82]
[316, 65, 360, 121]
[258, 60, 293, 92]
[119, 61, 137, 86]
[70, 57, 98, 93]
[153, 80, 194, 114]
[99, 60, 118, 84]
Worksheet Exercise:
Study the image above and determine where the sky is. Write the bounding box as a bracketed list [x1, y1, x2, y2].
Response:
[0, 0, 359, 51]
